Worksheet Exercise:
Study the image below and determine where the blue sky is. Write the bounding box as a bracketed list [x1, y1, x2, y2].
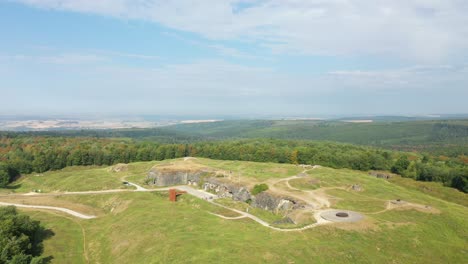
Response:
[1, 0, 467, 117]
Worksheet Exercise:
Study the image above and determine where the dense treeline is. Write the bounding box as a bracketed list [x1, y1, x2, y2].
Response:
[0, 128, 202, 143]
[0, 206, 50, 264]
[429, 123, 468, 141]
[167, 119, 468, 142]
[168, 120, 468, 157]
[3, 120, 468, 157]
[0, 136, 466, 192]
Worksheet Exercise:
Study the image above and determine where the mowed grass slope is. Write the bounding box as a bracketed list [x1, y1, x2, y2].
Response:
[16, 189, 467, 263]
[3, 160, 175, 194]
[20, 210, 86, 264]
[2, 158, 467, 263]
[194, 158, 304, 180]
[6, 166, 125, 193]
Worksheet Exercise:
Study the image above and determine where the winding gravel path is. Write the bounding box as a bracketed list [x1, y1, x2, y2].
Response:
[0, 182, 216, 220]
[208, 200, 331, 232]
[0, 176, 338, 231]
[266, 168, 331, 209]
[208, 212, 247, 220]
[126, 181, 147, 191]
[0, 202, 96, 219]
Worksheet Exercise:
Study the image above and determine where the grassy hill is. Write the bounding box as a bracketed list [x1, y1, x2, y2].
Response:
[1, 158, 466, 263]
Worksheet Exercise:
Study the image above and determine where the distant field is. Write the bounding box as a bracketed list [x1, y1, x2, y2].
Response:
[2, 158, 466, 263]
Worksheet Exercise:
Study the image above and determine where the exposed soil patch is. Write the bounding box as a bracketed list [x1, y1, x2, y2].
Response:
[332, 218, 379, 232]
[151, 160, 208, 172]
[109, 164, 128, 173]
[387, 200, 440, 214]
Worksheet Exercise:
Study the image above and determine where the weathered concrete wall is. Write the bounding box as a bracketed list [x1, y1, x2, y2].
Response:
[203, 177, 304, 213]
[251, 192, 301, 212]
[147, 168, 305, 213]
[203, 178, 251, 202]
[147, 169, 206, 186]
[369, 171, 392, 179]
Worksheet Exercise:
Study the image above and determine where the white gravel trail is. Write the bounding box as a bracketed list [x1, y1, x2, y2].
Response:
[0, 202, 96, 219]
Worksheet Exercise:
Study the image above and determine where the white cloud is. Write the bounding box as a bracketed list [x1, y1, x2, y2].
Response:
[328, 64, 468, 91]
[93, 60, 283, 98]
[0, 50, 162, 65]
[4, 52, 467, 95]
[1, 52, 467, 114]
[12, 0, 468, 61]
[160, 31, 270, 60]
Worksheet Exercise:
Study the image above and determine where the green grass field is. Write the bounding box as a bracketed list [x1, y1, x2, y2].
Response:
[195, 158, 304, 180]
[2, 160, 174, 194]
[3, 158, 467, 263]
[9, 166, 126, 193]
[21, 210, 86, 264]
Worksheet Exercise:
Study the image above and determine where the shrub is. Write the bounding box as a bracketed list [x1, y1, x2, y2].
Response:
[251, 184, 269, 195]
[0, 206, 49, 263]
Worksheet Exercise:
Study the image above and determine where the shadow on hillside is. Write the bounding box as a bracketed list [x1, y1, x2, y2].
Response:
[5, 183, 21, 190]
[32, 228, 56, 263]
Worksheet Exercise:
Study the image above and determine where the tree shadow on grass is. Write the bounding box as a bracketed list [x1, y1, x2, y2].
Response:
[40, 256, 55, 263]
[5, 183, 21, 190]
[32, 227, 56, 263]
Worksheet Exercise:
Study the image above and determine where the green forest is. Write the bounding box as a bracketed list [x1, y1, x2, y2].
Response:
[6, 119, 466, 156]
[0, 134, 466, 193]
[0, 206, 49, 264]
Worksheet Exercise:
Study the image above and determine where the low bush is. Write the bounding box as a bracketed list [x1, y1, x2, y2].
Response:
[252, 183, 269, 195]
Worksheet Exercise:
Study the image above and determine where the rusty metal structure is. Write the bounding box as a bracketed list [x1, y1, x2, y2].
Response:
[169, 189, 187, 202]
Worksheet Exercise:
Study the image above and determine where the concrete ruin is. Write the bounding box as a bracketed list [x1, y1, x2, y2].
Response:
[369, 171, 392, 179]
[202, 177, 251, 202]
[146, 167, 305, 214]
[202, 177, 305, 213]
[146, 167, 210, 186]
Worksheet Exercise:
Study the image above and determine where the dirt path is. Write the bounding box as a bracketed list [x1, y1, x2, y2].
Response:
[366, 200, 439, 215]
[208, 199, 331, 232]
[0, 202, 96, 219]
[266, 168, 331, 209]
[1, 189, 135, 198]
[0, 181, 171, 198]
[126, 181, 147, 191]
[0, 171, 335, 231]
[0, 183, 216, 220]
[176, 185, 218, 200]
[208, 212, 247, 220]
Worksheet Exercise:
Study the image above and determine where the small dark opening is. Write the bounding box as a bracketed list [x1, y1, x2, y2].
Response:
[336, 212, 349, 218]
